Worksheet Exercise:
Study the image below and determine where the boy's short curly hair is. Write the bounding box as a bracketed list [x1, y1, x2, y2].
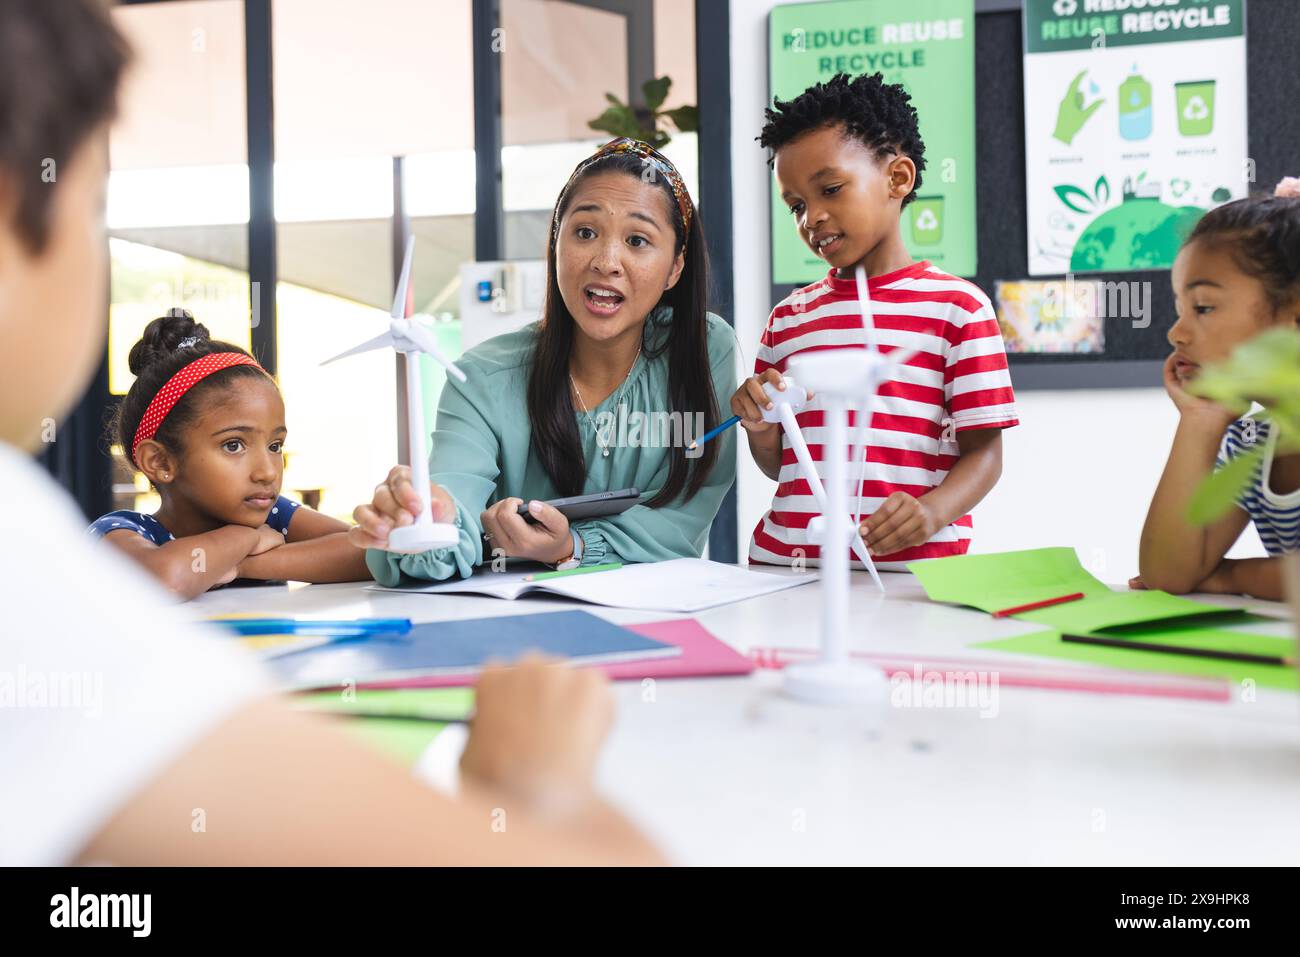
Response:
[758, 72, 927, 207]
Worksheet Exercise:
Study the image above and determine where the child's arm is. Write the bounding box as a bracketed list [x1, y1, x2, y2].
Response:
[1139, 356, 1251, 594]
[237, 505, 371, 583]
[860, 428, 1004, 556]
[103, 525, 280, 601]
[731, 368, 794, 481]
[77, 659, 664, 866]
[1195, 557, 1285, 601]
[236, 533, 371, 583]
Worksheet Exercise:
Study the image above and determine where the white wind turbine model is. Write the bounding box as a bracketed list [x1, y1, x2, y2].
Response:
[767, 265, 918, 703]
[321, 236, 467, 553]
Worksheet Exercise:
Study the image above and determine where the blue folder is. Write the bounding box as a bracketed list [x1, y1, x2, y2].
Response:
[266, 610, 679, 690]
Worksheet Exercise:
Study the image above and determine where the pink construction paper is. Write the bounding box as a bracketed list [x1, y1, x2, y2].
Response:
[357, 618, 754, 689]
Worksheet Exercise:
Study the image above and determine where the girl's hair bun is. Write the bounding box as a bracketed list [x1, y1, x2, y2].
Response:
[128, 309, 211, 376]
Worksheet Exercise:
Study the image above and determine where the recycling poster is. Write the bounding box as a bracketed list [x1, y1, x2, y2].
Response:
[768, 0, 977, 284]
[1023, 0, 1248, 276]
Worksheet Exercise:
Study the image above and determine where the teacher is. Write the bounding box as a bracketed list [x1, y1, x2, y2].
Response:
[352, 138, 737, 583]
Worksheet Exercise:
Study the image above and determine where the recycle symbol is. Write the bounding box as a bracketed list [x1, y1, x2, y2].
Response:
[1183, 95, 1210, 120]
[915, 209, 940, 231]
[1053, 0, 1078, 16]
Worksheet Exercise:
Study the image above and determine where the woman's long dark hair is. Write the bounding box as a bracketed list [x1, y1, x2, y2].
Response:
[527, 152, 720, 508]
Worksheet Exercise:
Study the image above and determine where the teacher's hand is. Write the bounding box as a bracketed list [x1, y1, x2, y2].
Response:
[480, 497, 572, 565]
[349, 465, 457, 550]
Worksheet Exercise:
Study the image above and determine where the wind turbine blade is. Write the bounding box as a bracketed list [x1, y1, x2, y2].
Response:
[319, 330, 395, 366]
[403, 318, 468, 382]
[852, 535, 885, 591]
[777, 405, 829, 505]
[785, 400, 885, 592]
[886, 346, 919, 368]
[854, 264, 875, 352]
[391, 236, 416, 320]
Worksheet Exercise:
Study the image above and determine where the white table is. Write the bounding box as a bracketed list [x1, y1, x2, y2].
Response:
[195, 572, 1300, 865]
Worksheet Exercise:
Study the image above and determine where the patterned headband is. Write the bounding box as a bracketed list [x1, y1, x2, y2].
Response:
[552, 137, 695, 246]
[131, 352, 264, 462]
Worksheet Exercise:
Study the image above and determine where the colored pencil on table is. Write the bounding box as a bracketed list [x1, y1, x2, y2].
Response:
[1061, 633, 1294, 667]
[991, 592, 1086, 618]
[525, 562, 623, 582]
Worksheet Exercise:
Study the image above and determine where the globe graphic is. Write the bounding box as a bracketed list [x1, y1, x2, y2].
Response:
[1069, 199, 1205, 272]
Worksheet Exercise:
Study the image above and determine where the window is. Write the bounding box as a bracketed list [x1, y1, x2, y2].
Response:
[108, 0, 250, 512]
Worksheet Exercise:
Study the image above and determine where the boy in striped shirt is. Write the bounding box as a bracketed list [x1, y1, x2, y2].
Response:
[735, 73, 1018, 570]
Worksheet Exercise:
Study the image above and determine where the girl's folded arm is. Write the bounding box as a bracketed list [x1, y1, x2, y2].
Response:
[103, 525, 259, 600]
[237, 531, 371, 583]
[1200, 556, 1285, 601]
[1140, 417, 1251, 593]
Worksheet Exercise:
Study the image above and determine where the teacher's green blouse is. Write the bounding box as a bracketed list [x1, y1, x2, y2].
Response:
[366, 310, 738, 585]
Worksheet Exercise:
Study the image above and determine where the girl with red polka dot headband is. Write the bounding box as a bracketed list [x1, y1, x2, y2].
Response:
[89, 311, 373, 599]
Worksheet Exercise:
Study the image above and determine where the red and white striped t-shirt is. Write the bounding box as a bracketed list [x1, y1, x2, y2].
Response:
[748, 261, 1018, 570]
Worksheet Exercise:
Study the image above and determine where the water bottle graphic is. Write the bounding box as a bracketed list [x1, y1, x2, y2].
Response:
[1119, 69, 1152, 141]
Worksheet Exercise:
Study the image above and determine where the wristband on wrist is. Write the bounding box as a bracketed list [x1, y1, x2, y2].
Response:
[551, 528, 584, 570]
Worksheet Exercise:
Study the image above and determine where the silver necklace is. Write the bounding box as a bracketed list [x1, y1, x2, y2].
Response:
[570, 345, 641, 458]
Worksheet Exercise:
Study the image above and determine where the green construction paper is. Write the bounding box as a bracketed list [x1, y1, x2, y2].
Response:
[908, 547, 1111, 612]
[1014, 590, 1244, 633]
[287, 689, 474, 767]
[975, 627, 1298, 692]
[908, 547, 1241, 632]
[292, 687, 475, 722]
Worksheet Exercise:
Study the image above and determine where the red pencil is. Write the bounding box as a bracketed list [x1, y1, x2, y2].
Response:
[991, 592, 1086, 618]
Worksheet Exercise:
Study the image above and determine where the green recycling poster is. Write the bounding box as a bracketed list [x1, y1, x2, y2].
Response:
[1023, 0, 1248, 276]
[768, 0, 977, 284]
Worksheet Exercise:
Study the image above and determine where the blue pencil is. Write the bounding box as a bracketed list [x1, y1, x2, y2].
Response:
[208, 617, 412, 638]
[688, 414, 742, 450]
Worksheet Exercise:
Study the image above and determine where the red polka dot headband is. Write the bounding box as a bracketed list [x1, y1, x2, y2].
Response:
[131, 352, 263, 461]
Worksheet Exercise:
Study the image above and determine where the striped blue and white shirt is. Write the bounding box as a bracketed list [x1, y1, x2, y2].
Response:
[1217, 417, 1300, 556]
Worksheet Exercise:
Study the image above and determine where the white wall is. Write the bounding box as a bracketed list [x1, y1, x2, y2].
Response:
[724, 0, 1263, 583]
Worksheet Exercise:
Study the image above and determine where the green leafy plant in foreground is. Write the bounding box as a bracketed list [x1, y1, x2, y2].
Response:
[1186, 327, 1300, 524]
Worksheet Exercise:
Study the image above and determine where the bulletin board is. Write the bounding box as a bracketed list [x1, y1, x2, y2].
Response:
[767, 0, 1300, 387]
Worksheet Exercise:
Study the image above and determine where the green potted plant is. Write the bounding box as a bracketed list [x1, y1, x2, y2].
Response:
[587, 75, 698, 149]
[1187, 325, 1300, 636]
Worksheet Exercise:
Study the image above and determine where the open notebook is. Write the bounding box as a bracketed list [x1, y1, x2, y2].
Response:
[368, 558, 817, 613]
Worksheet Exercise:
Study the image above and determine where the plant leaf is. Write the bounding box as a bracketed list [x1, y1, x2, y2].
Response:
[1053, 184, 1093, 215]
[1189, 327, 1300, 448]
[642, 76, 671, 111]
[660, 105, 699, 133]
[1187, 444, 1264, 525]
[1094, 175, 1110, 206]
[587, 105, 642, 139]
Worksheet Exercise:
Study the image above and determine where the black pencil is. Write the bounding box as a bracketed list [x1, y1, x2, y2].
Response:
[1061, 633, 1294, 667]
